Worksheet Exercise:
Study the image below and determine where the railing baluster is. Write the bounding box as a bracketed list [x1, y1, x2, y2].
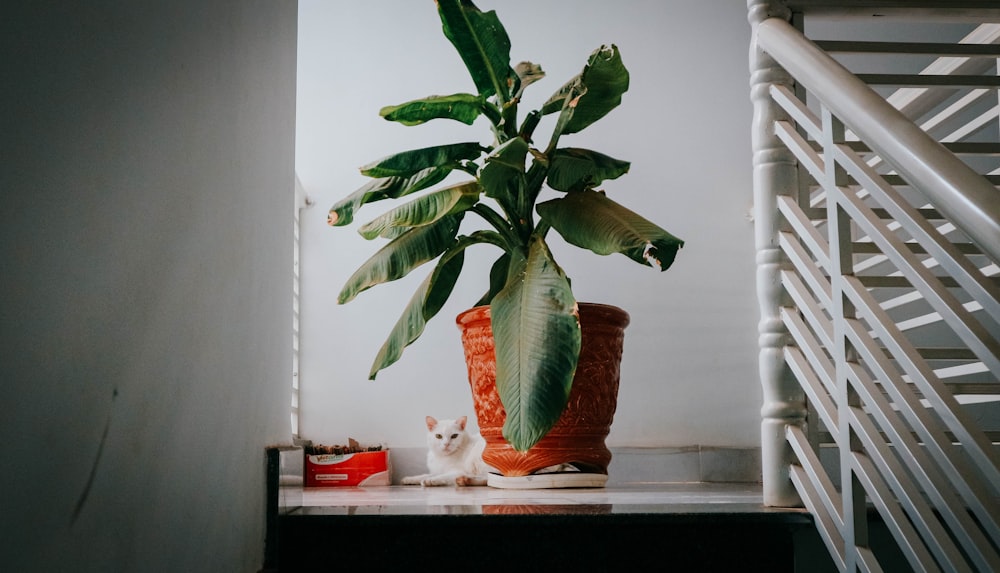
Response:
[788, 452, 848, 571]
[780, 272, 834, 351]
[824, 106, 873, 573]
[783, 339, 837, 433]
[776, 187, 832, 272]
[842, 277, 1000, 540]
[778, 229, 833, 310]
[845, 327, 1000, 571]
[849, 451, 945, 573]
[831, 182, 1000, 378]
[788, 424, 844, 527]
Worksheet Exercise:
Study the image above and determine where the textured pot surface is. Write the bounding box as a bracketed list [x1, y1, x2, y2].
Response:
[456, 303, 630, 477]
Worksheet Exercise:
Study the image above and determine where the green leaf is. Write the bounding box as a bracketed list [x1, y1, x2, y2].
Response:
[537, 189, 684, 270]
[546, 148, 630, 192]
[491, 236, 580, 451]
[480, 136, 528, 215]
[541, 76, 581, 117]
[358, 181, 481, 239]
[541, 44, 629, 135]
[338, 214, 463, 304]
[360, 142, 483, 178]
[328, 166, 451, 227]
[474, 251, 511, 307]
[437, 0, 514, 102]
[380, 93, 484, 126]
[368, 248, 465, 379]
[368, 231, 506, 378]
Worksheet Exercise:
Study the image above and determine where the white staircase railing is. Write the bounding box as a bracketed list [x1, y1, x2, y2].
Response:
[749, 2, 1000, 571]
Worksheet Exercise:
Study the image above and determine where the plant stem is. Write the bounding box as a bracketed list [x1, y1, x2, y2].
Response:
[471, 203, 519, 250]
[544, 84, 582, 156]
[501, 100, 518, 141]
[533, 219, 551, 238]
[481, 102, 503, 144]
[518, 110, 541, 143]
[465, 229, 508, 251]
[520, 160, 549, 234]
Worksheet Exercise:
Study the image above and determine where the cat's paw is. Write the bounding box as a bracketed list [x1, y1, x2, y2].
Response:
[455, 475, 486, 487]
[400, 475, 423, 485]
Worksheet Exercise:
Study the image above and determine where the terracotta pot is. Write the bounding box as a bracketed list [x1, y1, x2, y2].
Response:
[456, 303, 630, 477]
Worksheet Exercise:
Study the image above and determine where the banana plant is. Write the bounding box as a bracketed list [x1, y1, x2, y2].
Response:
[328, 0, 684, 452]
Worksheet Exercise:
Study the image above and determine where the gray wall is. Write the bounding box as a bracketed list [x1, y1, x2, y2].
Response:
[1, 2, 297, 571]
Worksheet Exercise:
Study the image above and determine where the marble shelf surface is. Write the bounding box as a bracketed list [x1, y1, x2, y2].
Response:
[281, 482, 810, 517]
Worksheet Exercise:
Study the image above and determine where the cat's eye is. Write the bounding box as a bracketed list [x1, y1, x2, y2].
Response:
[451, 434, 459, 439]
[435, 434, 442, 439]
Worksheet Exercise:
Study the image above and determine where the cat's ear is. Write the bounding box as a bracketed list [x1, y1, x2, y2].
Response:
[425, 416, 437, 430]
[457, 416, 467, 430]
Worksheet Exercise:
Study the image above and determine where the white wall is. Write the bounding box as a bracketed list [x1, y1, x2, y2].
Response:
[0, 2, 297, 571]
[296, 0, 759, 449]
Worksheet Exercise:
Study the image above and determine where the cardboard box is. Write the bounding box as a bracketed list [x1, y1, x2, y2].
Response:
[304, 450, 390, 487]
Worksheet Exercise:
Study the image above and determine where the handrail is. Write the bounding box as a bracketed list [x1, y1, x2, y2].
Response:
[756, 17, 1000, 263]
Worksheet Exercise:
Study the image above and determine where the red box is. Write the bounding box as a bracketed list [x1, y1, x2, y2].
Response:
[304, 450, 390, 487]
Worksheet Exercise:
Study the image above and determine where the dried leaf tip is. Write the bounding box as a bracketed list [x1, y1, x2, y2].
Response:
[328, 211, 339, 226]
[643, 244, 662, 269]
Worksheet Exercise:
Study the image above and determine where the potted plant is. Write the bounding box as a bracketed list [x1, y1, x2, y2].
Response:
[328, 0, 684, 477]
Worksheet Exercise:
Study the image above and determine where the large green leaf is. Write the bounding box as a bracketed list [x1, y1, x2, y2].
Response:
[358, 181, 481, 239]
[328, 166, 452, 227]
[541, 44, 629, 135]
[380, 93, 484, 126]
[360, 142, 483, 178]
[437, 0, 514, 102]
[546, 148, 630, 192]
[368, 247, 465, 379]
[480, 136, 528, 216]
[537, 189, 684, 270]
[338, 214, 463, 304]
[491, 236, 580, 451]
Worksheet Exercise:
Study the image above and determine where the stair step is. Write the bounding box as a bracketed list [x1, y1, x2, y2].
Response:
[818, 430, 1000, 444]
[814, 40, 1000, 57]
[851, 242, 983, 256]
[802, 204, 1000, 222]
[857, 73, 1000, 88]
[275, 486, 813, 571]
[857, 275, 1000, 289]
[835, 141, 1000, 156]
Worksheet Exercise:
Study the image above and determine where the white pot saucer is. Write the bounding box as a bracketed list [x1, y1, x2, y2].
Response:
[487, 472, 608, 489]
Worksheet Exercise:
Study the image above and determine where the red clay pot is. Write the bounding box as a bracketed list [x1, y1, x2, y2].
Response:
[456, 303, 630, 477]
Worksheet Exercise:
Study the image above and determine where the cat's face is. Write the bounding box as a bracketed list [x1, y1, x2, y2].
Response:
[425, 415, 468, 456]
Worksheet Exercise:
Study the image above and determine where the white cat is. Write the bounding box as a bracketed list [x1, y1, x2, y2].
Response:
[401, 416, 490, 487]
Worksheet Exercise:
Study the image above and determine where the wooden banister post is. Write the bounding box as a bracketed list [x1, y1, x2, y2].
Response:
[748, 0, 806, 508]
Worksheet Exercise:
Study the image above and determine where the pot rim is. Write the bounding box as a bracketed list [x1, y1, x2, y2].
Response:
[456, 302, 630, 329]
